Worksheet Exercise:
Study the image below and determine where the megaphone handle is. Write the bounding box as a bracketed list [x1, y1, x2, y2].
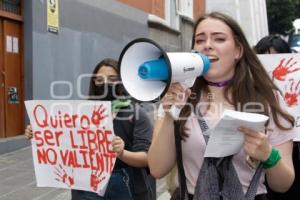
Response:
[157, 104, 181, 120]
[169, 105, 181, 120]
[181, 78, 196, 88]
[157, 80, 193, 120]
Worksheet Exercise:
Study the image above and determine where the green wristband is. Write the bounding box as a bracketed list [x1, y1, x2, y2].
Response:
[262, 147, 281, 169]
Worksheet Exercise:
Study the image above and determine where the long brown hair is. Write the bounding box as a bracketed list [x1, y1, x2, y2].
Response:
[179, 12, 294, 138]
[88, 58, 124, 99]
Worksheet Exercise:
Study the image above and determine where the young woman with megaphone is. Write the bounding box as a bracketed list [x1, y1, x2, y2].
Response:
[148, 12, 296, 200]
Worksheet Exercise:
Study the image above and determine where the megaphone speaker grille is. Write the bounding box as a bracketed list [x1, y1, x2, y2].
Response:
[118, 38, 171, 102]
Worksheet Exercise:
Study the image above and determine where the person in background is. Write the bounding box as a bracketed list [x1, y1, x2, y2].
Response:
[254, 35, 292, 54]
[26, 58, 154, 200]
[255, 35, 300, 200]
[148, 12, 296, 200]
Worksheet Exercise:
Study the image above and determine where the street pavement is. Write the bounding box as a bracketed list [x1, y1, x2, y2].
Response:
[0, 146, 170, 200]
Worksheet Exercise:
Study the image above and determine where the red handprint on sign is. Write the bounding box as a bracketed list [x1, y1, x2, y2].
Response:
[91, 105, 108, 127]
[54, 164, 74, 187]
[272, 58, 300, 81]
[90, 170, 106, 192]
[284, 79, 300, 107]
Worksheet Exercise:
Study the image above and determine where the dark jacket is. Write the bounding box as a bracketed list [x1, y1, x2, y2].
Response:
[113, 104, 155, 200]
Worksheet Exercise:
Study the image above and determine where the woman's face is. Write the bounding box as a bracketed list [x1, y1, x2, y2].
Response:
[267, 47, 278, 54]
[94, 65, 119, 100]
[95, 65, 118, 85]
[193, 17, 242, 82]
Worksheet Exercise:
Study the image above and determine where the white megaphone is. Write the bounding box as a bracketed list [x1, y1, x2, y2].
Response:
[119, 38, 210, 119]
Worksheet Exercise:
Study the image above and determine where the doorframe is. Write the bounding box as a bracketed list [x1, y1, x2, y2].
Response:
[19, 21, 25, 138]
[0, 19, 5, 138]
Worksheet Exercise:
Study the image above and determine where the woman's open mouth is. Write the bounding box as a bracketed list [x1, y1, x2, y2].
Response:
[208, 56, 219, 63]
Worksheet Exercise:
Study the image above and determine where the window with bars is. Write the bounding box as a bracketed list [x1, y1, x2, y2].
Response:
[0, 0, 21, 15]
[176, 0, 193, 19]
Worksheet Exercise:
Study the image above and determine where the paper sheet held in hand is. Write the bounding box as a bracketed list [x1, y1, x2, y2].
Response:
[204, 109, 269, 158]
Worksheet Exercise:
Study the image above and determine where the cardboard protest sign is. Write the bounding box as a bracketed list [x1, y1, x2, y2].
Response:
[25, 100, 117, 195]
[258, 54, 300, 139]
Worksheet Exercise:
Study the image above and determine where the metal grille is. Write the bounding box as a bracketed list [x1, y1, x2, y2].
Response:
[0, 0, 21, 15]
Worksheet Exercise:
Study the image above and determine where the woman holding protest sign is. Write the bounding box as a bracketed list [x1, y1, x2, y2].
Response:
[148, 12, 296, 200]
[254, 35, 300, 200]
[26, 58, 154, 200]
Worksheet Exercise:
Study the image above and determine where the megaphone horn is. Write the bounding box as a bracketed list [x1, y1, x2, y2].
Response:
[118, 38, 210, 103]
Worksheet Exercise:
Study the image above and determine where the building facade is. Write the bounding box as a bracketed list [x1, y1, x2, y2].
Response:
[206, 0, 269, 46]
[0, 0, 204, 143]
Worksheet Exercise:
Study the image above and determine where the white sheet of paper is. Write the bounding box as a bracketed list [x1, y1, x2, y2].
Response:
[204, 109, 269, 158]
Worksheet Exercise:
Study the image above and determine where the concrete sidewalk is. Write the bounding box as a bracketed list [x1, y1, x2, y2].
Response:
[0, 146, 170, 200]
[0, 147, 70, 200]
